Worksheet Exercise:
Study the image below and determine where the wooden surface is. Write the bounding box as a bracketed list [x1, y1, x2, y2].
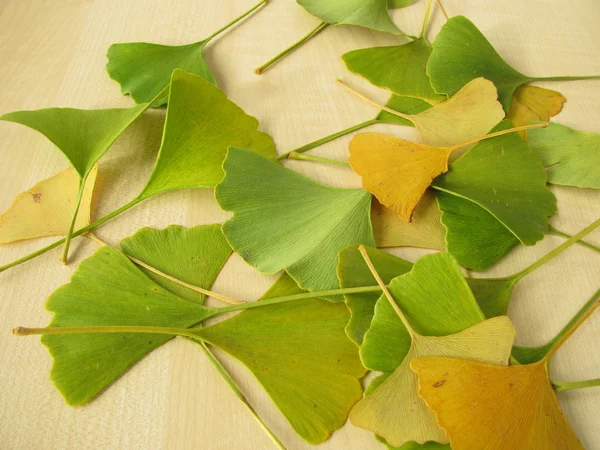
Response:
[0, 0, 599, 448]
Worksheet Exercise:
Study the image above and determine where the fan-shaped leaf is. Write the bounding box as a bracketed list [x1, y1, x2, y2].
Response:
[195, 273, 367, 444]
[42, 246, 217, 405]
[0, 166, 97, 244]
[138, 70, 276, 199]
[106, 0, 266, 104]
[432, 121, 556, 246]
[216, 147, 374, 294]
[298, 0, 405, 34]
[343, 37, 445, 103]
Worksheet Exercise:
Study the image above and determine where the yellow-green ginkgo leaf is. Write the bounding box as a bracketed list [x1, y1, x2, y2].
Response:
[195, 273, 367, 444]
[349, 248, 515, 447]
[412, 294, 599, 450]
[341, 77, 504, 147]
[0, 165, 97, 244]
[371, 191, 446, 251]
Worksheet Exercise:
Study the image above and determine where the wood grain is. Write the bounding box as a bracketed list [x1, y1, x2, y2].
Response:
[0, 0, 599, 448]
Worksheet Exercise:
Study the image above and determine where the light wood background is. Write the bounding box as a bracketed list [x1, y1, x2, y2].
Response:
[0, 0, 599, 448]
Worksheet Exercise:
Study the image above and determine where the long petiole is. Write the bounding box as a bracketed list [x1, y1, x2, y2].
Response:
[513, 217, 600, 282]
[531, 75, 600, 83]
[548, 225, 600, 254]
[337, 79, 413, 122]
[553, 378, 600, 393]
[60, 179, 87, 264]
[196, 342, 287, 449]
[436, 0, 449, 20]
[0, 196, 144, 273]
[288, 152, 351, 168]
[420, 0, 433, 39]
[275, 119, 377, 161]
[204, 0, 269, 43]
[254, 22, 329, 75]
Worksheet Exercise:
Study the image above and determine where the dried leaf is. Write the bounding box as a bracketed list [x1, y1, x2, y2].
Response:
[0, 166, 97, 244]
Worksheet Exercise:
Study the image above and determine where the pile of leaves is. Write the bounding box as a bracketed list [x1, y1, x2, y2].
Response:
[2, 0, 599, 449]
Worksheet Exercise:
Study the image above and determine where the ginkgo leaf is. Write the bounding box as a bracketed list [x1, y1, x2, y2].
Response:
[0, 165, 97, 244]
[41, 245, 218, 405]
[216, 147, 374, 294]
[349, 249, 515, 446]
[343, 77, 504, 147]
[432, 120, 556, 246]
[106, 0, 267, 105]
[388, 0, 413, 7]
[371, 191, 446, 251]
[120, 224, 232, 304]
[298, 0, 405, 35]
[427, 15, 599, 111]
[195, 273, 367, 444]
[527, 122, 600, 189]
[412, 299, 599, 450]
[337, 245, 413, 345]
[138, 69, 276, 199]
[342, 37, 446, 104]
[507, 85, 566, 138]
[412, 358, 585, 449]
[350, 132, 453, 222]
[436, 192, 519, 270]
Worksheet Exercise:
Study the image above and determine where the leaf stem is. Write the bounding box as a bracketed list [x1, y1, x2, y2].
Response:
[450, 123, 548, 150]
[13, 325, 199, 339]
[542, 298, 599, 362]
[420, 0, 433, 39]
[0, 196, 144, 273]
[513, 217, 600, 282]
[336, 79, 413, 122]
[358, 246, 417, 337]
[553, 378, 600, 393]
[196, 342, 287, 449]
[275, 119, 377, 161]
[204, 0, 268, 43]
[60, 179, 87, 264]
[288, 152, 351, 168]
[127, 255, 243, 305]
[436, 0, 449, 20]
[548, 225, 600, 254]
[531, 75, 600, 82]
[254, 22, 329, 75]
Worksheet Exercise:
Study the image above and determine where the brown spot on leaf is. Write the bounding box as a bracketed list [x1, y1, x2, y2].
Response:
[433, 380, 446, 388]
[32, 192, 42, 203]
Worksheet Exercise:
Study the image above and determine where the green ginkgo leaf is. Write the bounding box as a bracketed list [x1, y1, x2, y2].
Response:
[337, 245, 412, 345]
[120, 224, 232, 304]
[106, 0, 267, 105]
[298, 0, 405, 35]
[432, 120, 556, 248]
[359, 252, 486, 374]
[195, 273, 367, 444]
[41, 245, 219, 405]
[388, 0, 413, 8]
[343, 37, 446, 104]
[216, 147, 374, 294]
[427, 16, 600, 111]
[138, 69, 276, 199]
[0, 93, 159, 261]
[436, 192, 519, 270]
[527, 122, 600, 189]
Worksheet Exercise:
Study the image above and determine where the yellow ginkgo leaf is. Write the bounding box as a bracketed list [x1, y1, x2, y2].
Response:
[371, 190, 446, 250]
[412, 299, 599, 450]
[339, 77, 505, 147]
[0, 165, 97, 244]
[514, 84, 566, 121]
[508, 85, 566, 137]
[348, 247, 516, 447]
[349, 122, 547, 222]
